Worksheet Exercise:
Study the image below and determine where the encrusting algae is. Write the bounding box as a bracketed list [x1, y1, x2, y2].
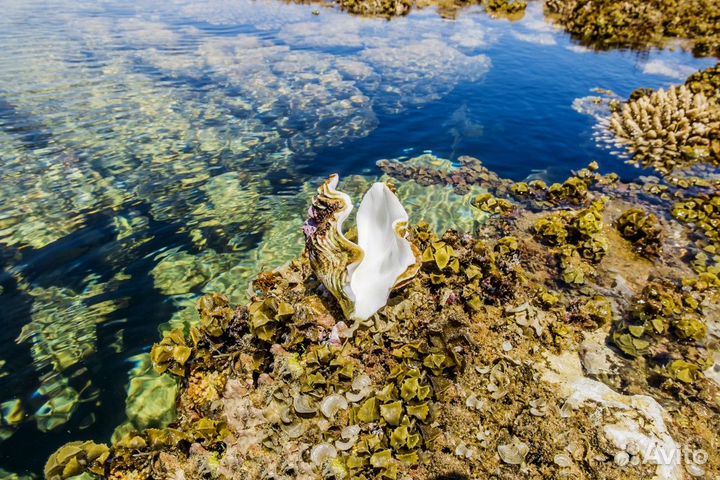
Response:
[45, 157, 720, 480]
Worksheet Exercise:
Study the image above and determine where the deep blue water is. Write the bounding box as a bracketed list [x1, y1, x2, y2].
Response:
[0, 0, 716, 475]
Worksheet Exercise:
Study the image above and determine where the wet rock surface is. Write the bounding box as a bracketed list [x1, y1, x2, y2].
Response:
[45, 159, 720, 479]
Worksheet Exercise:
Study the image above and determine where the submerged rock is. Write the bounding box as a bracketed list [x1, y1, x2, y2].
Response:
[124, 354, 178, 430]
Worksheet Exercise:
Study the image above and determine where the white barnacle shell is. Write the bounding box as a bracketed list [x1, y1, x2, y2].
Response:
[335, 425, 360, 451]
[281, 420, 307, 439]
[346, 373, 373, 402]
[311, 443, 337, 466]
[293, 395, 317, 415]
[498, 437, 529, 465]
[320, 394, 348, 419]
[304, 175, 420, 321]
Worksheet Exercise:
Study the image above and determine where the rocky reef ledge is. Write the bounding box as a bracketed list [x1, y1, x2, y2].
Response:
[45, 157, 719, 480]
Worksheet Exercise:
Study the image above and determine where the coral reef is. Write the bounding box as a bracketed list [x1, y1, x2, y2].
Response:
[298, 0, 526, 18]
[544, 0, 720, 56]
[46, 164, 720, 480]
[603, 85, 720, 175]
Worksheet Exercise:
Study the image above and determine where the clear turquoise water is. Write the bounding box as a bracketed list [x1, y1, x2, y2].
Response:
[0, 0, 715, 474]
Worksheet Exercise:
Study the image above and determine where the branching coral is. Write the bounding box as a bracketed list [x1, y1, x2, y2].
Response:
[605, 85, 720, 175]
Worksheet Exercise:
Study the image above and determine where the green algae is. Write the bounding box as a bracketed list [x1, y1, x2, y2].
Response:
[614, 208, 663, 257]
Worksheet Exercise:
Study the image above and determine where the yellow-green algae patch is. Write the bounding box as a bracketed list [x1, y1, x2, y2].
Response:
[45, 159, 719, 480]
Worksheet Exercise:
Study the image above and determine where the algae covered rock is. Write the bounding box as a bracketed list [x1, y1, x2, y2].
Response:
[614, 208, 663, 257]
[44, 164, 720, 479]
[545, 0, 720, 57]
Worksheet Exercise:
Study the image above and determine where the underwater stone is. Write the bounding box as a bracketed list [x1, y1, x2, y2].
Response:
[304, 175, 420, 320]
[35, 385, 79, 433]
[0, 399, 24, 427]
[126, 353, 179, 429]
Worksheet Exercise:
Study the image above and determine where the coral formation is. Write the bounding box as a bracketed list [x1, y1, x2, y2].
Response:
[544, 0, 720, 56]
[603, 85, 720, 175]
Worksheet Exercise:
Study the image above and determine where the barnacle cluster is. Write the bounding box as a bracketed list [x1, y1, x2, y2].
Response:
[544, 0, 720, 57]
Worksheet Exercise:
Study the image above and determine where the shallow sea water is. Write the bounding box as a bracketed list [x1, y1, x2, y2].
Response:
[0, 0, 716, 474]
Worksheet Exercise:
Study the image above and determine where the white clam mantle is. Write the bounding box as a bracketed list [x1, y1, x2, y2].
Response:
[304, 175, 420, 321]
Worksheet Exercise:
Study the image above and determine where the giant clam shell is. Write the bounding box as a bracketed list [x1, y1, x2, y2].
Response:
[303, 175, 420, 321]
